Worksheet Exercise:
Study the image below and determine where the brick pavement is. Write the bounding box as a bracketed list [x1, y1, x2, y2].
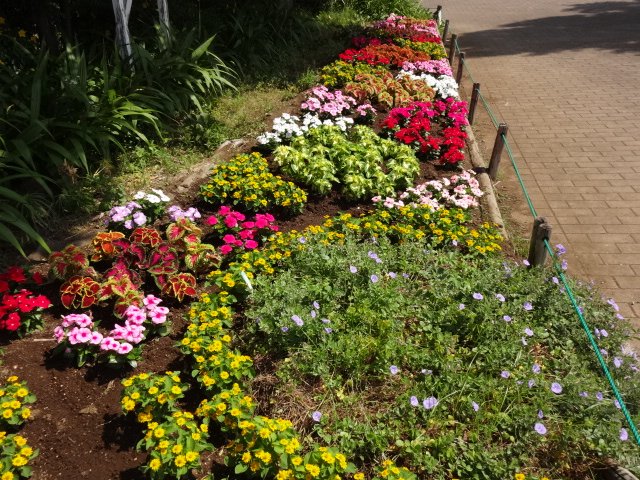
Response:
[437, 0, 640, 322]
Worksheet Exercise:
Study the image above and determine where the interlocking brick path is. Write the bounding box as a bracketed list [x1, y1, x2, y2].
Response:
[438, 0, 640, 322]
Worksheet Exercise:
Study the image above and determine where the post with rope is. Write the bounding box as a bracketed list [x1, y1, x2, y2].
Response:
[435, 5, 442, 24]
[442, 19, 450, 44]
[468, 83, 480, 125]
[528, 217, 552, 267]
[488, 122, 508, 180]
[455, 51, 465, 85]
[448, 34, 457, 65]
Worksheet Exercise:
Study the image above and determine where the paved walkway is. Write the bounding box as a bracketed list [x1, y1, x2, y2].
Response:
[438, 0, 640, 322]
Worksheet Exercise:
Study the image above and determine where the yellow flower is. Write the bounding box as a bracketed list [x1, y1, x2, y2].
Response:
[153, 427, 165, 438]
[14, 435, 26, 447]
[19, 446, 33, 457]
[20, 408, 30, 419]
[185, 451, 198, 462]
[174, 455, 186, 467]
[15, 388, 28, 398]
[515, 474, 525, 480]
[6, 376, 17, 383]
[1, 472, 14, 480]
[242, 452, 252, 463]
[171, 386, 182, 395]
[172, 444, 183, 454]
[17, 29, 26, 38]
[354, 474, 365, 480]
[12, 455, 27, 467]
[148, 387, 158, 395]
[2, 409, 13, 419]
[149, 458, 161, 471]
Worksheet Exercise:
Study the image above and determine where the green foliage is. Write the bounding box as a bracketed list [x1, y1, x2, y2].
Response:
[344, 71, 436, 109]
[320, 60, 388, 89]
[394, 38, 447, 59]
[245, 236, 640, 479]
[324, 0, 430, 19]
[272, 125, 419, 199]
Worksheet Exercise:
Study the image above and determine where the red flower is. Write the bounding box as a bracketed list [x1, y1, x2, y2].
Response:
[5, 312, 21, 331]
[0, 281, 8, 294]
[6, 266, 27, 283]
[32, 272, 44, 285]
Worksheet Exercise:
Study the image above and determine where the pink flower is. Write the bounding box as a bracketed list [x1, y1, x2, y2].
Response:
[206, 215, 218, 226]
[53, 326, 65, 343]
[223, 234, 237, 244]
[244, 240, 259, 249]
[224, 216, 238, 228]
[100, 337, 120, 351]
[149, 306, 169, 316]
[90, 331, 104, 345]
[239, 229, 254, 240]
[220, 245, 233, 255]
[241, 221, 255, 229]
[117, 342, 133, 354]
[143, 295, 162, 308]
[218, 206, 231, 216]
[150, 311, 167, 324]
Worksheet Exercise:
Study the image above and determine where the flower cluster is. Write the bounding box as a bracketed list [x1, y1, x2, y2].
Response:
[338, 44, 431, 68]
[301, 85, 358, 118]
[401, 59, 453, 77]
[0, 432, 38, 479]
[370, 14, 440, 39]
[257, 112, 354, 147]
[0, 266, 50, 335]
[53, 295, 169, 366]
[167, 205, 201, 222]
[121, 371, 188, 418]
[397, 71, 459, 99]
[0, 377, 35, 428]
[373, 170, 483, 210]
[320, 61, 389, 89]
[344, 71, 436, 109]
[394, 38, 447, 60]
[105, 189, 170, 231]
[200, 152, 307, 215]
[205, 206, 279, 256]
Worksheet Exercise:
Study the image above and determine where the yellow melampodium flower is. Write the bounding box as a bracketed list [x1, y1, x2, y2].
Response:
[185, 451, 198, 462]
[15, 388, 28, 398]
[3, 409, 13, 419]
[1, 471, 14, 480]
[149, 458, 161, 471]
[172, 444, 183, 454]
[12, 455, 27, 467]
[354, 473, 365, 480]
[174, 455, 186, 467]
[14, 436, 26, 447]
[20, 408, 30, 419]
[515, 474, 525, 480]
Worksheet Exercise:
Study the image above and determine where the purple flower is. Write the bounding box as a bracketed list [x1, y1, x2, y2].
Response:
[132, 211, 147, 226]
[298, 237, 306, 244]
[495, 293, 505, 302]
[472, 401, 479, 412]
[459, 303, 465, 310]
[312, 411, 322, 422]
[614, 399, 621, 409]
[388, 272, 397, 279]
[523, 302, 533, 311]
[600, 329, 609, 338]
[281, 326, 289, 332]
[579, 391, 589, 397]
[534, 422, 547, 435]
[410, 396, 419, 407]
[501, 370, 511, 379]
[370, 274, 379, 283]
[472, 292, 483, 300]
[402, 273, 410, 279]
[349, 265, 358, 273]
[421, 369, 433, 375]
[555, 244, 566, 255]
[596, 392, 604, 401]
[523, 259, 530, 266]
[620, 428, 629, 441]
[614, 357, 623, 368]
[561, 259, 568, 270]
[423, 397, 438, 409]
[524, 327, 534, 337]
[538, 409, 544, 419]
[310, 310, 317, 318]
[532, 363, 541, 374]
[528, 379, 536, 388]
[291, 315, 304, 327]
[600, 348, 609, 357]
[552, 276, 559, 285]
[324, 327, 333, 334]
[368, 250, 378, 260]
[503, 315, 512, 322]
[313, 301, 320, 309]
[321, 318, 330, 324]
[551, 382, 563, 394]
[390, 365, 399, 375]
[616, 313, 624, 320]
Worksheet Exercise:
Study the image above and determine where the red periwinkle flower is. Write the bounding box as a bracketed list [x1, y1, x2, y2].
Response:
[32, 272, 44, 285]
[6, 266, 26, 283]
[5, 312, 20, 331]
[206, 216, 218, 226]
[244, 240, 259, 250]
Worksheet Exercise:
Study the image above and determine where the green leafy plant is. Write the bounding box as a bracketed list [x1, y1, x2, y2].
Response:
[344, 71, 436, 109]
[272, 125, 419, 199]
[320, 60, 389, 89]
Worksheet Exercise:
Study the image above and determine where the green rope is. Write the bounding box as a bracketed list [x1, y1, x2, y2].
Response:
[460, 56, 477, 84]
[477, 92, 500, 128]
[502, 136, 537, 218]
[542, 238, 640, 445]
[454, 37, 461, 54]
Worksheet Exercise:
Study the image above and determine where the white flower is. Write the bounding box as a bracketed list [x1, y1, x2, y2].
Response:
[133, 191, 146, 200]
[146, 194, 161, 204]
[151, 189, 170, 202]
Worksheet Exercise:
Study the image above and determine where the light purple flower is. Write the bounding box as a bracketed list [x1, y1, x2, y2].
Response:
[616, 313, 624, 320]
[523, 259, 530, 266]
[312, 411, 322, 422]
[472, 401, 479, 412]
[324, 327, 333, 334]
[388, 272, 397, 279]
[298, 237, 306, 244]
[600, 329, 609, 338]
[561, 259, 568, 270]
[614, 399, 621, 409]
[291, 315, 304, 327]
[501, 370, 510, 379]
[620, 428, 629, 441]
[534, 422, 547, 435]
[310, 310, 317, 318]
[132, 211, 147, 226]
[614, 357, 623, 368]
[503, 315, 512, 322]
[523, 302, 533, 311]
[472, 292, 483, 300]
[538, 409, 544, 419]
[421, 369, 433, 375]
[410, 396, 419, 407]
[555, 244, 566, 255]
[390, 365, 399, 375]
[370, 274, 379, 283]
[459, 303, 465, 310]
[402, 273, 410, 279]
[313, 301, 320, 309]
[495, 294, 505, 302]
[321, 318, 330, 324]
[551, 382, 563, 394]
[524, 327, 534, 337]
[532, 363, 541, 374]
[528, 379, 536, 388]
[552, 276, 559, 285]
[596, 392, 604, 401]
[349, 265, 358, 273]
[579, 391, 589, 397]
[423, 397, 438, 409]
[281, 326, 289, 332]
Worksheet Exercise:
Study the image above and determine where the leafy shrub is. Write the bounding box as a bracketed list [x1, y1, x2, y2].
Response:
[272, 125, 419, 199]
[344, 71, 435, 109]
[394, 38, 447, 59]
[200, 152, 307, 215]
[244, 236, 640, 479]
[320, 60, 389, 89]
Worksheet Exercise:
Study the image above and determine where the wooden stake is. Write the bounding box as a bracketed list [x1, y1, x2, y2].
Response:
[456, 51, 465, 85]
[528, 217, 552, 267]
[468, 83, 480, 125]
[449, 34, 457, 65]
[435, 5, 443, 25]
[442, 20, 450, 44]
[488, 122, 508, 181]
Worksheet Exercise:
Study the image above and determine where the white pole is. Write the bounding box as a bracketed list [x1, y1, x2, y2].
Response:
[112, 0, 133, 60]
[157, 0, 170, 40]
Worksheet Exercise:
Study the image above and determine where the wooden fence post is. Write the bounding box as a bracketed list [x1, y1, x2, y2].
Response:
[488, 122, 508, 181]
[528, 217, 552, 267]
[455, 51, 465, 85]
[442, 19, 449, 44]
[448, 34, 457, 65]
[468, 83, 480, 125]
[435, 5, 442, 24]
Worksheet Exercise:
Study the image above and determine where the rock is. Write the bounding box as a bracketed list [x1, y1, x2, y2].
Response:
[79, 405, 98, 415]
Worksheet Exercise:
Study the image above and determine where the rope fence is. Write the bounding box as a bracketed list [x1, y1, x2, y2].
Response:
[441, 14, 640, 446]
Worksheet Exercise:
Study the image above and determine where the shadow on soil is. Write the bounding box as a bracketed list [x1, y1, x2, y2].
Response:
[455, 0, 640, 57]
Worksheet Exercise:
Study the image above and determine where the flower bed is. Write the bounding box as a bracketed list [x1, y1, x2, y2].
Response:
[0, 10, 638, 480]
